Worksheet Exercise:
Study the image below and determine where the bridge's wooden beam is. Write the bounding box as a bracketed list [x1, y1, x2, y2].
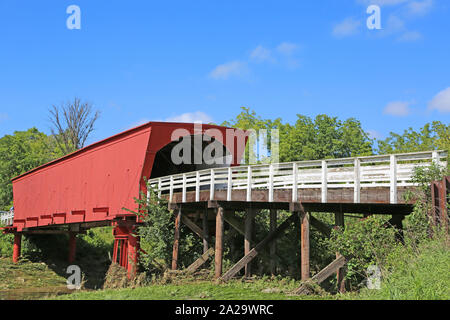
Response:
[186, 247, 214, 273]
[334, 212, 346, 293]
[270, 209, 277, 275]
[171, 207, 182, 270]
[300, 211, 310, 280]
[202, 209, 209, 254]
[220, 212, 299, 282]
[215, 206, 225, 278]
[295, 255, 346, 295]
[244, 208, 255, 277]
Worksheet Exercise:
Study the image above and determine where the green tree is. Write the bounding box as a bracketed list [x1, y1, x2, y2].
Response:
[378, 121, 449, 154]
[0, 128, 62, 209]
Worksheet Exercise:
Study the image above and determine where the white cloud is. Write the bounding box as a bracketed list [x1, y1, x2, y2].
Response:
[397, 31, 423, 42]
[383, 101, 412, 116]
[209, 60, 248, 80]
[165, 111, 214, 124]
[406, 0, 433, 16]
[276, 42, 299, 56]
[332, 18, 362, 38]
[428, 87, 450, 113]
[250, 45, 273, 63]
[357, 0, 409, 6]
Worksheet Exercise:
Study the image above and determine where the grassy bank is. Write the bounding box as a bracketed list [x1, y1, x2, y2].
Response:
[52, 279, 330, 300]
[356, 236, 450, 300]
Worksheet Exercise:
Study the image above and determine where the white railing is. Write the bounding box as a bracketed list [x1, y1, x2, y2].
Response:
[148, 150, 447, 205]
[0, 210, 14, 226]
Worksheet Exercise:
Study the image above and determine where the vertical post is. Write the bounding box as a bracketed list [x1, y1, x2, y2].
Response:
[169, 176, 174, 203]
[244, 208, 254, 277]
[321, 160, 327, 203]
[300, 211, 310, 280]
[334, 212, 346, 293]
[171, 207, 182, 270]
[439, 179, 448, 232]
[195, 171, 200, 202]
[390, 155, 397, 204]
[247, 166, 252, 202]
[12, 233, 22, 263]
[354, 158, 360, 203]
[270, 209, 277, 275]
[68, 232, 77, 264]
[127, 230, 139, 279]
[203, 209, 209, 254]
[182, 174, 187, 203]
[215, 206, 224, 278]
[292, 163, 298, 202]
[227, 167, 232, 201]
[269, 164, 274, 202]
[210, 169, 215, 200]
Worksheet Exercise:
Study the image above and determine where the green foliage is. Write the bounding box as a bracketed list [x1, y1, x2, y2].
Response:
[124, 183, 202, 275]
[222, 107, 374, 163]
[403, 162, 448, 244]
[0, 229, 14, 257]
[378, 121, 449, 155]
[358, 236, 450, 300]
[328, 216, 399, 290]
[0, 128, 63, 209]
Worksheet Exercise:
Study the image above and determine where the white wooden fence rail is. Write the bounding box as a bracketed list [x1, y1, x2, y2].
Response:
[0, 210, 14, 226]
[148, 150, 447, 205]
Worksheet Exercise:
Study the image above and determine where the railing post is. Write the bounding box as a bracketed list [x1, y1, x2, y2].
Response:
[321, 160, 327, 203]
[432, 151, 440, 167]
[292, 163, 298, 202]
[390, 155, 397, 204]
[182, 174, 187, 203]
[269, 164, 274, 202]
[169, 176, 174, 203]
[247, 166, 252, 202]
[227, 167, 232, 201]
[195, 171, 200, 202]
[210, 169, 215, 200]
[354, 158, 360, 203]
[158, 178, 162, 199]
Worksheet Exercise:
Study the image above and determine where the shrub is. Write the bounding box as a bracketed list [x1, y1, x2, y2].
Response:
[328, 215, 399, 290]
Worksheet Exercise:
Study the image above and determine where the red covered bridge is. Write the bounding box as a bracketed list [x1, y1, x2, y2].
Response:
[5, 122, 247, 275]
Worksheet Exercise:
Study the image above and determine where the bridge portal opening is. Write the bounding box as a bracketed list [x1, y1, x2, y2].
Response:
[149, 134, 232, 179]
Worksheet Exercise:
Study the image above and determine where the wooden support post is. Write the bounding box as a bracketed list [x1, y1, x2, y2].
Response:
[171, 208, 182, 270]
[186, 247, 215, 273]
[215, 206, 224, 278]
[127, 232, 139, 278]
[203, 209, 209, 254]
[335, 212, 346, 293]
[270, 209, 277, 275]
[300, 212, 310, 281]
[12, 233, 22, 263]
[244, 208, 254, 277]
[68, 232, 77, 264]
[295, 255, 346, 295]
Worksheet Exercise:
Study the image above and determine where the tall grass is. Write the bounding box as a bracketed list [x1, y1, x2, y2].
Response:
[358, 234, 449, 300]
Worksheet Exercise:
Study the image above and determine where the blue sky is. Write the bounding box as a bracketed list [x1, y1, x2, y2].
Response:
[0, 0, 449, 145]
